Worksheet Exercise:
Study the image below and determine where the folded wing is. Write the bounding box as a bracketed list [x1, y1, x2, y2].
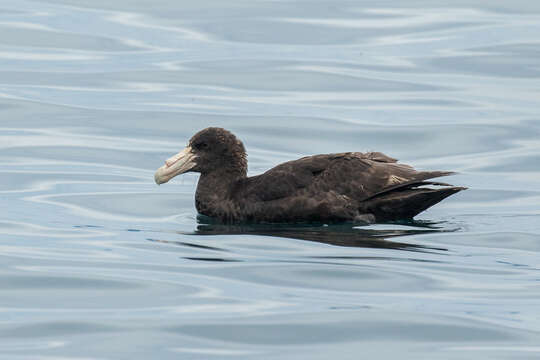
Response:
[238, 152, 454, 203]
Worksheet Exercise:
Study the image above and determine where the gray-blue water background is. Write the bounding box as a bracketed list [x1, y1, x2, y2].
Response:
[1, 0, 540, 359]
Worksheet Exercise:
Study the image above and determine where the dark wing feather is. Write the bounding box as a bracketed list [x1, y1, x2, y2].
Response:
[364, 151, 398, 163]
[238, 154, 332, 201]
[237, 152, 453, 204]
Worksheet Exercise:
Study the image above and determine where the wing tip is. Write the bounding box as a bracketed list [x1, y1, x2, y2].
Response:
[436, 171, 457, 177]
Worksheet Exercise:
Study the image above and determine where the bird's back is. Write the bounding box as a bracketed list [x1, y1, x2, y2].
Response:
[227, 152, 462, 223]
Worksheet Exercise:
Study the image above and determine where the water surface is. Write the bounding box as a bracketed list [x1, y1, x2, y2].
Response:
[1, 0, 540, 359]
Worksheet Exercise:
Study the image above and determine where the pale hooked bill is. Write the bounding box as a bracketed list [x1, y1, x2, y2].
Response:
[154, 146, 197, 185]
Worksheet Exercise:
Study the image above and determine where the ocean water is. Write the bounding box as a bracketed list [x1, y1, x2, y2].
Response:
[1, 0, 540, 359]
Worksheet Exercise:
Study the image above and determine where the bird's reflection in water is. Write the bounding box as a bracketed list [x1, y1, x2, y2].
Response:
[190, 215, 455, 252]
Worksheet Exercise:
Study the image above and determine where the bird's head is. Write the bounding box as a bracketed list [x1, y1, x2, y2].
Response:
[154, 127, 247, 185]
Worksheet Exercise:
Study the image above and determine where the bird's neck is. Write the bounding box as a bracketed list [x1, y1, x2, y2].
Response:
[195, 169, 246, 216]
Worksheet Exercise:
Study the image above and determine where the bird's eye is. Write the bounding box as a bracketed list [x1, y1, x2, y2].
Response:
[194, 142, 208, 150]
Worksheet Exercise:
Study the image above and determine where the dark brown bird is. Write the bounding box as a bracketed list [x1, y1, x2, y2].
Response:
[155, 127, 465, 224]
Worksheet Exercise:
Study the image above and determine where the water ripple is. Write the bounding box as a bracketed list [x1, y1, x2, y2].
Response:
[1, 0, 539, 358]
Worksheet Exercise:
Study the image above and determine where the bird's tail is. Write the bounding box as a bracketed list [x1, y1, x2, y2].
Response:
[361, 184, 466, 221]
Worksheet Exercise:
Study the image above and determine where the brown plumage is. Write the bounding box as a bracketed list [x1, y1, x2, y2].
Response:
[154, 127, 466, 224]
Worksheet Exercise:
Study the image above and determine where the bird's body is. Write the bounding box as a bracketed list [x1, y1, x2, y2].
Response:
[155, 128, 465, 224]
